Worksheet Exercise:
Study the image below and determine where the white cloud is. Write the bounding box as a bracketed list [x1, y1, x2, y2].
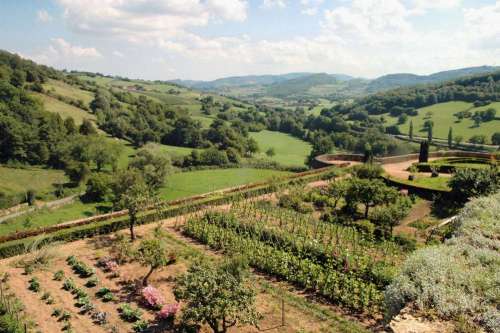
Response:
[300, 0, 323, 15]
[26, 38, 101, 68]
[112, 50, 125, 58]
[36, 9, 53, 23]
[261, 0, 287, 9]
[410, 0, 462, 13]
[56, 0, 247, 41]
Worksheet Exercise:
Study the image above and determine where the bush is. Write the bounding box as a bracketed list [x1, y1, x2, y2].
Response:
[85, 276, 99, 288]
[53, 270, 64, 281]
[28, 277, 40, 292]
[351, 164, 383, 179]
[141, 286, 165, 309]
[353, 220, 375, 235]
[449, 168, 500, 203]
[118, 303, 143, 322]
[385, 193, 500, 332]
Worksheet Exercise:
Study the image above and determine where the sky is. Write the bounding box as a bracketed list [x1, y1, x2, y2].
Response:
[1, 0, 499, 81]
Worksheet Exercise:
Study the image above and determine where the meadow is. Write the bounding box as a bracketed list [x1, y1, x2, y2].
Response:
[43, 79, 94, 106]
[31, 93, 96, 125]
[394, 101, 500, 142]
[250, 130, 312, 167]
[0, 166, 67, 197]
[0, 168, 290, 236]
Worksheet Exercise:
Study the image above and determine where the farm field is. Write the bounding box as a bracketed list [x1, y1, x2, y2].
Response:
[0, 215, 368, 333]
[394, 101, 500, 142]
[159, 168, 291, 200]
[31, 93, 96, 125]
[308, 99, 336, 116]
[0, 168, 291, 236]
[249, 130, 312, 167]
[0, 165, 67, 197]
[43, 79, 94, 106]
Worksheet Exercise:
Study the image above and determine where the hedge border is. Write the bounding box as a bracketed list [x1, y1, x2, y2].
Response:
[0, 167, 339, 259]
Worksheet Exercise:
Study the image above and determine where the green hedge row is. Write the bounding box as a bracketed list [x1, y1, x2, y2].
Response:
[0, 167, 338, 259]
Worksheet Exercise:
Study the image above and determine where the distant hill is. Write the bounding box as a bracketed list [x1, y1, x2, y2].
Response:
[366, 66, 500, 92]
[171, 66, 500, 101]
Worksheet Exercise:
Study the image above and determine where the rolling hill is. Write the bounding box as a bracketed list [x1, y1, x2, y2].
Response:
[171, 66, 500, 102]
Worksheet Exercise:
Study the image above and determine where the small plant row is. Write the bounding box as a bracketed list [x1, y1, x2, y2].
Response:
[184, 218, 383, 313]
[66, 255, 96, 278]
[200, 211, 392, 287]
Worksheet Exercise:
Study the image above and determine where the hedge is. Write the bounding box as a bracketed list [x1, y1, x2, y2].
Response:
[0, 167, 339, 259]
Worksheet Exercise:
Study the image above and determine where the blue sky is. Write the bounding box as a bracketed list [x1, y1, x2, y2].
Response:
[1, 0, 499, 80]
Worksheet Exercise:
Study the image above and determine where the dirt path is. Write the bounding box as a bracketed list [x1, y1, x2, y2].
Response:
[381, 157, 451, 180]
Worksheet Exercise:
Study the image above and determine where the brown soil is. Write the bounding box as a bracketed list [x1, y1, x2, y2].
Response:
[0, 207, 370, 333]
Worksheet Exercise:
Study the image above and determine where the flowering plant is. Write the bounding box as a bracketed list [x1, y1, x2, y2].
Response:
[157, 303, 180, 320]
[141, 285, 165, 309]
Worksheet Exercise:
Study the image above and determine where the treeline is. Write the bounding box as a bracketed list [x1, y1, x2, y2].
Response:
[90, 88, 258, 161]
[333, 71, 500, 117]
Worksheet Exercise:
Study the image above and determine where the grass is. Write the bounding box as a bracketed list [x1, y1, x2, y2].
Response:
[395, 101, 500, 142]
[43, 79, 94, 106]
[0, 166, 67, 197]
[387, 174, 451, 191]
[0, 201, 106, 236]
[249, 130, 312, 167]
[191, 115, 214, 128]
[31, 93, 96, 125]
[0, 168, 291, 235]
[142, 142, 200, 157]
[159, 168, 291, 200]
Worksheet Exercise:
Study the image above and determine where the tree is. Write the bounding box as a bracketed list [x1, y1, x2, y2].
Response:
[79, 119, 97, 135]
[419, 141, 429, 163]
[469, 135, 486, 145]
[112, 170, 151, 241]
[409, 120, 413, 140]
[136, 238, 175, 286]
[129, 149, 170, 191]
[427, 124, 433, 143]
[64, 161, 91, 185]
[345, 178, 398, 218]
[174, 258, 261, 333]
[83, 173, 111, 202]
[449, 168, 499, 203]
[265, 147, 275, 157]
[492, 132, 500, 146]
[326, 180, 348, 209]
[454, 135, 463, 146]
[371, 197, 412, 236]
[64, 117, 77, 135]
[448, 127, 453, 148]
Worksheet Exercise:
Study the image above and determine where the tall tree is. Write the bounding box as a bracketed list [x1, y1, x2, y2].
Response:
[174, 258, 261, 333]
[409, 120, 414, 140]
[136, 238, 175, 286]
[448, 127, 453, 149]
[427, 124, 433, 143]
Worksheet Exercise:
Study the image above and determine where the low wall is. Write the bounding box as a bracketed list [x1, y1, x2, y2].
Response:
[314, 151, 496, 168]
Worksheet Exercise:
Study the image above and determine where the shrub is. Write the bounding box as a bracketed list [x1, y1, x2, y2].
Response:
[51, 308, 62, 317]
[53, 270, 64, 281]
[91, 311, 108, 325]
[132, 320, 149, 332]
[354, 220, 375, 235]
[85, 276, 99, 288]
[385, 193, 500, 332]
[118, 303, 143, 322]
[28, 277, 40, 292]
[157, 303, 179, 320]
[62, 278, 76, 291]
[449, 168, 499, 203]
[141, 286, 165, 309]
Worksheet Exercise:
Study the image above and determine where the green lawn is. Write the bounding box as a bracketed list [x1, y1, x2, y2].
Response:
[142, 142, 200, 157]
[250, 130, 312, 167]
[396, 101, 500, 142]
[191, 115, 214, 128]
[0, 201, 107, 236]
[159, 168, 291, 200]
[43, 79, 94, 106]
[0, 168, 291, 236]
[387, 174, 451, 191]
[0, 166, 68, 197]
[31, 93, 96, 125]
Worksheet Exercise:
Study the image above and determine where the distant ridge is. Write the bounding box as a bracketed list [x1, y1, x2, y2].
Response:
[170, 65, 500, 100]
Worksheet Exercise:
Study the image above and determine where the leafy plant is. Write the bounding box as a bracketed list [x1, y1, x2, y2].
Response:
[53, 270, 64, 281]
[28, 277, 40, 292]
[132, 320, 149, 332]
[62, 278, 76, 292]
[118, 303, 143, 322]
[85, 276, 99, 288]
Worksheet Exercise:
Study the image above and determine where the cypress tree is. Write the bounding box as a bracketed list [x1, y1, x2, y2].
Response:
[427, 124, 433, 143]
[448, 127, 453, 148]
[409, 120, 414, 140]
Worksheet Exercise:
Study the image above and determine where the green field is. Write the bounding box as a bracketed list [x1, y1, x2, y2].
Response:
[191, 115, 214, 128]
[0, 166, 68, 197]
[0, 201, 105, 236]
[31, 93, 96, 125]
[159, 168, 291, 200]
[250, 130, 312, 167]
[43, 79, 94, 105]
[0, 168, 291, 236]
[142, 142, 200, 158]
[395, 101, 500, 142]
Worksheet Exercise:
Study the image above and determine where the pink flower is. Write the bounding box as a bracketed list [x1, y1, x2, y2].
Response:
[157, 303, 179, 320]
[104, 260, 118, 272]
[141, 285, 165, 308]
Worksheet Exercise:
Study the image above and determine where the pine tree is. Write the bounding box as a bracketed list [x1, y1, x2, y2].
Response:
[448, 127, 453, 148]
